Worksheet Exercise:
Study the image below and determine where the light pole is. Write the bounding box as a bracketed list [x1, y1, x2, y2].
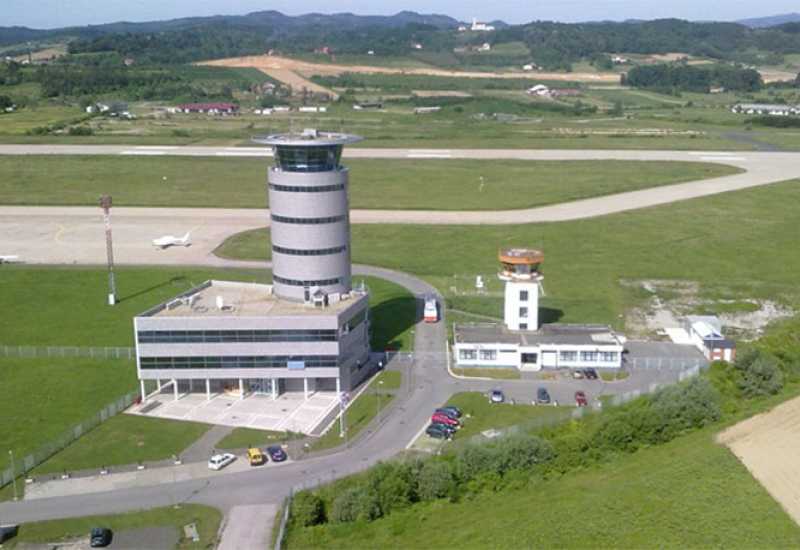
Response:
[8, 450, 17, 501]
[99, 195, 117, 305]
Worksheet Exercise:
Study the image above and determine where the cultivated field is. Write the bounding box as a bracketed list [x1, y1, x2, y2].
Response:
[718, 394, 800, 526]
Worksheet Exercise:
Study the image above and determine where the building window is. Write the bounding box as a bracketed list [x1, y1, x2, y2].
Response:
[274, 145, 343, 172]
[271, 214, 346, 225]
[479, 349, 497, 361]
[519, 307, 528, 318]
[269, 183, 345, 193]
[560, 351, 578, 362]
[459, 349, 477, 361]
[519, 323, 528, 330]
[600, 352, 618, 362]
[580, 351, 598, 362]
[139, 355, 339, 369]
[272, 275, 341, 287]
[519, 290, 529, 301]
[137, 329, 338, 344]
[273, 245, 347, 256]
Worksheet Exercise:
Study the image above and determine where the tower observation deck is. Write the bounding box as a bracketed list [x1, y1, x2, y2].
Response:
[253, 130, 362, 302]
[498, 248, 544, 331]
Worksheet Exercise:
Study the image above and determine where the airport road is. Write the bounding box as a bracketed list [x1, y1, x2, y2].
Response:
[2, 148, 800, 266]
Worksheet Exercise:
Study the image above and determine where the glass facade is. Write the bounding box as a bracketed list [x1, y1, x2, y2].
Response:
[271, 214, 346, 225]
[272, 245, 347, 256]
[274, 145, 342, 172]
[269, 183, 345, 193]
[272, 275, 342, 287]
[138, 329, 338, 344]
[140, 355, 339, 370]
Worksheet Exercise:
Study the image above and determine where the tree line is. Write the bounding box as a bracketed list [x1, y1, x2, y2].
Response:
[625, 63, 763, 92]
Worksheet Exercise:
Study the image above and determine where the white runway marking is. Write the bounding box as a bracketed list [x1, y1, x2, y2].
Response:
[120, 151, 167, 156]
[214, 151, 271, 157]
[135, 146, 179, 150]
[699, 156, 747, 162]
[407, 154, 453, 159]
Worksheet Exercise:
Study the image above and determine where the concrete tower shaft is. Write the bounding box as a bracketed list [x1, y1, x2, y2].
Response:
[253, 131, 362, 302]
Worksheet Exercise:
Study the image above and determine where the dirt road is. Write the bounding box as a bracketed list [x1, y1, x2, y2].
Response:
[718, 395, 800, 526]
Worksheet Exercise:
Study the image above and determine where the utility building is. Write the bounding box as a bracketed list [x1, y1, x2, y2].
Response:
[133, 131, 372, 428]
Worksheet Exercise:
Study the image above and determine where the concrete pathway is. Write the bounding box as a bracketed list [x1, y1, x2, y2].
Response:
[179, 425, 234, 463]
[218, 504, 277, 550]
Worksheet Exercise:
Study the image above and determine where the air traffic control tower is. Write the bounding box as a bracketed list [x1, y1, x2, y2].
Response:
[253, 130, 362, 302]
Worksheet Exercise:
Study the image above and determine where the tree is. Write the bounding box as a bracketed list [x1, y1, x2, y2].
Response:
[734, 349, 784, 397]
[609, 99, 624, 116]
[417, 460, 455, 501]
[291, 491, 325, 527]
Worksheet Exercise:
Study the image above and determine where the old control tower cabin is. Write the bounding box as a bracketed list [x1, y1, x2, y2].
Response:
[133, 131, 372, 422]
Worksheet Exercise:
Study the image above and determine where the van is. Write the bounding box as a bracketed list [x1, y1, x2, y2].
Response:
[247, 447, 266, 466]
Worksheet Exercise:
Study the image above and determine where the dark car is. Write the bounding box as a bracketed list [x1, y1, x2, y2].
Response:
[266, 445, 287, 463]
[575, 391, 588, 407]
[439, 405, 463, 418]
[584, 368, 598, 380]
[426, 424, 452, 440]
[536, 387, 551, 404]
[434, 407, 459, 419]
[430, 422, 457, 436]
[90, 527, 112, 548]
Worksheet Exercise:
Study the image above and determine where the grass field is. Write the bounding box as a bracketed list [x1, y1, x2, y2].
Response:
[311, 370, 402, 452]
[287, 428, 800, 548]
[0, 267, 415, 351]
[32, 415, 212, 475]
[0, 357, 138, 460]
[0, 156, 738, 210]
[6, 504, 221, 549]
[215, 428, 297, 450]
[445, 392, 571, 439]
[450, 367, 521, 379]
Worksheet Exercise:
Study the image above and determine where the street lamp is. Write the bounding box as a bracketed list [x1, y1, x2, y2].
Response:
[8, 450, 18, 501]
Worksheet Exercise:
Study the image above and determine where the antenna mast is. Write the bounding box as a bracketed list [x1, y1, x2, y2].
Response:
[99, 195, 117, 305]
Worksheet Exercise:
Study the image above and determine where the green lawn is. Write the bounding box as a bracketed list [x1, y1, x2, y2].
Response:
[6, 504, 221, 549]
[451, 367, 521, 379]
[0, 357, 138, 459]
[287, 428, 800, 549]
[0, 267, 414, 351]
[32, 415, 212, 475]
[216, 428, 298, 450]
[0, 155, 738, 210]
[311, 370, 402, 452]
[216, 178, 800, 328]
[446, 392, 572, 439]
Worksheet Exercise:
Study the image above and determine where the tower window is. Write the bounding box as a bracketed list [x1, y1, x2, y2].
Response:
[519, 290, 529, 301]
[519, 307, 528, 318]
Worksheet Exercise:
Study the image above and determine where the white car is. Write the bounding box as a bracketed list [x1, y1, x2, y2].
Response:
[207, 453, 236, 471]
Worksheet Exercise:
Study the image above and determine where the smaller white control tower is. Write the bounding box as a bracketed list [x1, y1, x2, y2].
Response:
[498, 248, 544, 331]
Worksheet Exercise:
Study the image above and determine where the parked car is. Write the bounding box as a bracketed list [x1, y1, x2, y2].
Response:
[430, 422, 457, 436]
[571, 369, 584, 379]
[247, 447, 266, 466]
[575, 391, 588, 407]
[426, 424, 453, 440]
[266, 445, 288, 463]
[490, 389, 505, 403]
[536, 387, 551, 404]
[584, 368, 598, 380]
[440, 405, 463, 418]
[434, 407, 459, 419]
[207, 452, 236, 471]
[431, 413, 460, 427]
[89, 527, 113, 548]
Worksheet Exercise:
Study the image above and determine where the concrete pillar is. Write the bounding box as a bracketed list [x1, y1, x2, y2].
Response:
[336, 377, 341, 394]
[173, 378, 178, 401]
[140, 380, 146, 403]
[272, 379, 278, 400]
[303, 378, 309, 401]
[239, 378, 244, 400]
[206, 378, 211, 401]
[156, 379, 161, 391]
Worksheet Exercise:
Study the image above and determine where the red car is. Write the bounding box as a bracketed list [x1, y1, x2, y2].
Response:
[431, 413, 460, 427]
[575, 391, 588, 407]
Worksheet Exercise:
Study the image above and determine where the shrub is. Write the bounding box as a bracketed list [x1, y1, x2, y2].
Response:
[330, 486, 380, 523]
[68, 126, 94, 136]
[456, 444, 497, 481]
[493, 435, 554, 474]
[365, 462, 415, 516]
[291, 491, 325, 527]
[417, 460, 455, 501]
[734, 349, 784, 397]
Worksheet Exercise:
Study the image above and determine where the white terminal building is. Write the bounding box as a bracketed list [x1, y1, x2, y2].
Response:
[453, 248, 626, 371]
[133, 131, 372, 414]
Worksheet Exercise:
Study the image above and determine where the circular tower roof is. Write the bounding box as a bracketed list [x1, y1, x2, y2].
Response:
[252, 130, 363, 147]
[498, 248, 544, 266]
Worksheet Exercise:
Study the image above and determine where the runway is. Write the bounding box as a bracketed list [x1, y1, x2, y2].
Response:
[1, 146, 799, 266]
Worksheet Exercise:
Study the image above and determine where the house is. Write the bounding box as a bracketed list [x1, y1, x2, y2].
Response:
[412, 43, 423, 50]
[523, 63, 538, 71]
[470, 17, 495, 32]
[123, 57, 135, 66]
[414, 106, 441, 114]
[684, 316, 736, 362]
[298, 106, 327, 113]
[314, 46, 332, 55]
[731, 103, 800, 116]
[177, 103, 239, 115]
[478, 43, 492, 52]
[709, 86, 725, 94]
[367, 50, 375, 55]
[612, 55, 629, 65]
[458, 25, 468, 32]
[353, 102, 383, 110]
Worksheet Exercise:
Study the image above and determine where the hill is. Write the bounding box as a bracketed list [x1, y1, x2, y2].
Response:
[737, 13, 800, 28]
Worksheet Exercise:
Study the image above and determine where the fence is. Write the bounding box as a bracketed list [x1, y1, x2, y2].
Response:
[274, 490, 293, 550]
[0, 390, 139, 489]
[0, 345, 135, 361]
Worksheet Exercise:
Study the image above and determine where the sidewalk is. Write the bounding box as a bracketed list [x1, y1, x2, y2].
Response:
[218, 504, 277, 550]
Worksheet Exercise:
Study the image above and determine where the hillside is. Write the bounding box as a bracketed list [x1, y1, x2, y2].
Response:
[738, 13, 800, 28]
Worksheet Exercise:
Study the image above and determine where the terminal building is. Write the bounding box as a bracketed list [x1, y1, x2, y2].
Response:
[133, 130, 372, 411]
[453, 248, 626, 371]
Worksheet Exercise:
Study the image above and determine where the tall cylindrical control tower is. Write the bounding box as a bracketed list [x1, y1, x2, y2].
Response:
[253, 130, 362, 302]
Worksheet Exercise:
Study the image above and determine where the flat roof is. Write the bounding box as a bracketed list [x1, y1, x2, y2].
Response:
[252, 131, 362, 147]
[455, 323, 622, 347]
[140, 280, 367, 318]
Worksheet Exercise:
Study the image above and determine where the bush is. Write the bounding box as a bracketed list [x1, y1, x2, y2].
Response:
[291, 491, 325, 527]
[330, 486, 380, 523]
[417, 460, 456, 501]
[68, 126, 94, 136]
[734, 349, 784, 397]
[493, 435, 554, 474]
[365, 462, 415, 517]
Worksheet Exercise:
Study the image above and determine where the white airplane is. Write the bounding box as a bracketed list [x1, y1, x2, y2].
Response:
[0, 255, 21, 264]
[152, 232, 191, 249]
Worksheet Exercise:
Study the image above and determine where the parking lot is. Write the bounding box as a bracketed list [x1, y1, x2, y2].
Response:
[127, 390, 339, 435]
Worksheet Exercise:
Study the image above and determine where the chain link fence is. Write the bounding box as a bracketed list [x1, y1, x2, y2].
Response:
[0, 390, 139, 489]
[0, 345, 135, 361]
